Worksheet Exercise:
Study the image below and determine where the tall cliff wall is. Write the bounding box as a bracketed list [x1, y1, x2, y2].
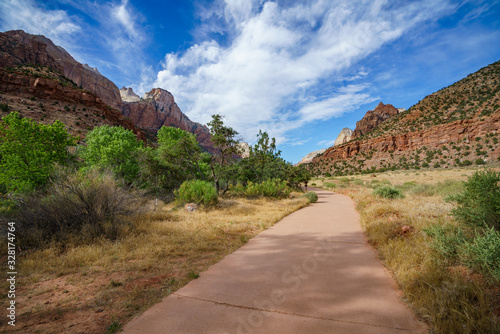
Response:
[0, 30, 122, 109]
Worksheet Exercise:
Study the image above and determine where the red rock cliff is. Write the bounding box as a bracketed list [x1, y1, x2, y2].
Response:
[352, 102, 399, 138]
[0, 30, 122, 109]
[121, 88, 214, 152]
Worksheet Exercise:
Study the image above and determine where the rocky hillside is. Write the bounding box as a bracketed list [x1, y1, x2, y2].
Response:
[0, 30, 214, 150]
[352, 102, 399, 138]
[121, 88, 214, 152]
[311, 60, 500, 176]
[0, 30, 121, 109]
[0, 65, 147, 142]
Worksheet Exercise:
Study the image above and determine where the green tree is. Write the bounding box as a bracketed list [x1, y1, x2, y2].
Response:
[249, 130, 282, 182]
[0, 112, 76, 193]
[207, 114, 240, 193]
[157, 126, 208, 179]
[137, 127, 211, 199]
[81, 125, 143, 183]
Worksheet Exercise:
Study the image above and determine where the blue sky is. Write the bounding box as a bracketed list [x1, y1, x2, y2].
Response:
[1, 0, 500, 163]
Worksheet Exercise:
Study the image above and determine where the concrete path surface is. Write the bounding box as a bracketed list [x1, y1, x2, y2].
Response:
[123, 189, 428, 334]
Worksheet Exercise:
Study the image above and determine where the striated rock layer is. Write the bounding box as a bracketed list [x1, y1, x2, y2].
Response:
[0, 30, 122, 109]
[352, 102, 399, 138]
[121, 88, 214, 152]
[0, 69, 147, 142]
[313, 112, 500, 166]
[333, 128, 353, 146]
[0, 30, 215, 150]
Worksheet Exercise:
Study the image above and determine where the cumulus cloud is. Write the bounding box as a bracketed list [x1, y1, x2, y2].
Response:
[0, 0, 149, 88]
[0, 0, 80, 46]
[154, 0, 453, 143]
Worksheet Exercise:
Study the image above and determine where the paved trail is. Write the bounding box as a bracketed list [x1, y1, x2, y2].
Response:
[123, 189, 428, 334]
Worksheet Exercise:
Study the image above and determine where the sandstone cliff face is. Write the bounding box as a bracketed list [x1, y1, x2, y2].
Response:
[312, 112, 500, 168]
[120, 87, 141, 102]
[0, 69, 147, 142]
[297, 148, 327, 165]
[0, 30, 122, 109]
[352, 102, 399, 138]
[333, 128, 353, 146]
[121, 88, 214, 152]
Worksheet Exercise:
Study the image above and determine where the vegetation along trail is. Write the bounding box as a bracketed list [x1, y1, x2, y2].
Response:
[123, 189, 427, 334]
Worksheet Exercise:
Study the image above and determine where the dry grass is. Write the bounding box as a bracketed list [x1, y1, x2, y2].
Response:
[312, 167, 500, 188]
[0, 195, 308, 333]
[323, 168, 500, 334]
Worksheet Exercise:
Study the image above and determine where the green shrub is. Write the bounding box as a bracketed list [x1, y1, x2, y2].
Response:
[462, 228, 500, 282]
[0, 103, 9, 112]
[425, 224, 468, 259]
[475, 158, 485, 165]
[302, 191, 318, 203]
[242, 179, 292, 198]
[353, 179, 364, 185]
[451, 170, 500, 230]
[373, 186, 405, 199]
[175, 180, 218, 206]
[323, 182, 336, 190]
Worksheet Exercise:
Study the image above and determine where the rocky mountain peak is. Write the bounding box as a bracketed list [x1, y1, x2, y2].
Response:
[352, 102, 399, 138]
[120, 87, 141, 102]
[0, 30, 122, 109]
[334, 128, 353, 146]
[121, 87, 214, 152]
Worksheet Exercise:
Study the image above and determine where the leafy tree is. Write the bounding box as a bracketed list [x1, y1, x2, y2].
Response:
[157, 126, 208, 180]
[249, 130, 282, 182]
[137, 127, 211, 199]
[207, 114, 240, 193]
[81, 125, 144, 183]
[0, 112, 76, 192]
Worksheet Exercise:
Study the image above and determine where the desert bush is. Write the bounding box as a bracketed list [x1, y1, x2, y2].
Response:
[461, 227, 500, 282]
[451, 170, 500, 230]
[242, 179, 292, 199]
[353, 179, 364, 186]
[175, 179, 218, 206]
[425, 224, 468, 259]
[302, 191, 318, 203]
[11, 169, 143, 249]
[372, 186, 405, 199]
[323, 182, 337, 190]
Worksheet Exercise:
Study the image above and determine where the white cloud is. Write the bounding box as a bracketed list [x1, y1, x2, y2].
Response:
[0, 0, 151, 89]
[0, 0, 80, 46]
[153, 0, 454, 143]
[318, 139, 336, 147]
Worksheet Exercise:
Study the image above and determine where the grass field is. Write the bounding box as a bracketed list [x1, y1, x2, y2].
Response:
[315, 167, 500, 334]
[0, 195, 309, 334]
